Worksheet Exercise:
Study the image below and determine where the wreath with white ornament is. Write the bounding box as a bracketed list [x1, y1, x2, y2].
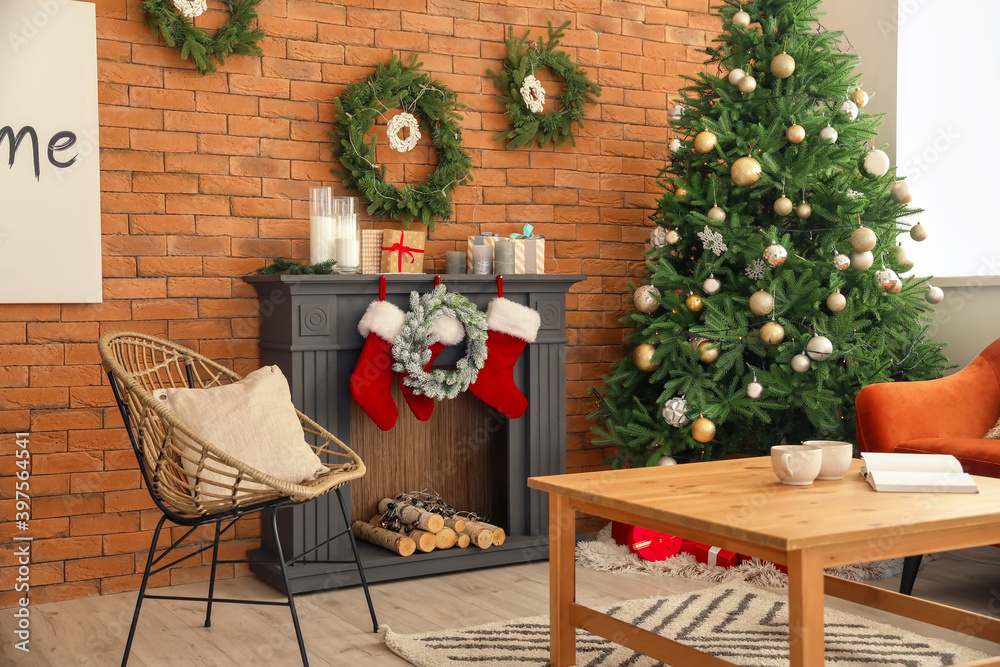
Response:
[330, 55, 473, 230]
[141, 0, 265, 75]
[487, 21, 601, 149]
[391, 285, 488, 400]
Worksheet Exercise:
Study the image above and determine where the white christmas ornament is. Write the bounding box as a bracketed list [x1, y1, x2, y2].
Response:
[733, 10, 751, 26]
[820, 125, 838, 143]
[668, 104, 685, 124]
[519, 74, 546, 114]
[656, 456, 678, 466]
[892, 181, 913, 205]
[650, 227, 667, 248]
[805, 335, 833, 361]
[791, 353, 811, 373]
[665, 229, 681, 245]
[738, 75, 757, 94]
[662, 396, 690, 427]
[728, 68, 746, 86]
[172, 0, 207, 18]
[669, 137, 683, 153]
[850, 250, 874, 271]
[926, 285, 944, 304]
[764, 242, 788, 267]
[746, 381, 763, 399]
[387, 112, 422, 153]
[840, 99, 859, 120]
[864, 149, 891, 177]
[703, 274, 721, 294]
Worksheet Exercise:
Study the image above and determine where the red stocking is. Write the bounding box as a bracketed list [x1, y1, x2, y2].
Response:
[468, 297, 541, 419]
[399, 314, 465, 421]
[350, 300, 405, 431]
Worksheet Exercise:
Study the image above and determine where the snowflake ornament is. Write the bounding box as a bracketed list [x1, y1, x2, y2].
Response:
[387, 112, 422, 153]
[172, 0, 208, 18]
[519, 74, 546, 114]
[697, 225, 728, 256]
[745, 259, 767, 281]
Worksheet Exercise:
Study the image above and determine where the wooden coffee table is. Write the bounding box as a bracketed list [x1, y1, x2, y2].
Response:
[528, 457, 1000, 666]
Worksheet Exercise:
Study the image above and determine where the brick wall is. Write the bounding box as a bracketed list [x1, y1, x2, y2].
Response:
[0, 0, 719, 606]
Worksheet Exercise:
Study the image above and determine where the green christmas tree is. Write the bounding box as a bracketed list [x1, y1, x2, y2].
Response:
[591, 0, 947, 467]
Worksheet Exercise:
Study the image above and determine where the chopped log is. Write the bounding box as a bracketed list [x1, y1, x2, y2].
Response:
[466, 520, 506, 547]
[378, 498, 444, 533]
[407, 529, 437, 553]
[434, 527, 458, 549]
[351, 521, 416, 557]
[462, 524, 493, 549]
[456, 532, 471, 549]
[443, 517, 467, 534]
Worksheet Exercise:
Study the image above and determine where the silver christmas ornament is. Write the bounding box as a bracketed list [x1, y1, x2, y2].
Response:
[669, 137, 683, 153]
[707, 206, 727, 222]
[650, 227, 667, 248]
[791, 353, 811, 373]
[875, 267, 901, 292]
[926, 285, 944, 304]
[764, 242, 788, 268]
[805, 335, 833, 361]
[820, 125, 839, 143]
[668, 104, 685, 124]
[841, 99, 859, 120]
[662, 396, 690, 427]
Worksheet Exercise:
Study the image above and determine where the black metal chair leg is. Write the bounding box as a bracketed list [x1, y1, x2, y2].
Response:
[204, 521, 222, 627]
[335, 487, 379, 632]
[899, 554, 923, 595]
[272, 506, 309, 667]
[122, 514, 169, 667]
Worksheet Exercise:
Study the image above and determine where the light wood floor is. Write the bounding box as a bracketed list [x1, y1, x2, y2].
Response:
[4, 547, 999, 666]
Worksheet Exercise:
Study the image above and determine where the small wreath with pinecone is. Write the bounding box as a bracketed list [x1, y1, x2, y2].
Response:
[488, 21, 601, 149]
[141, 0, 265, 75]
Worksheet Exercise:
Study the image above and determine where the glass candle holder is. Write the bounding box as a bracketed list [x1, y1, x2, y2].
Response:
[309, 186, 335, 265]
[334, 196, 360, 274]
[471, 244, 492, 275]
[445, 250, 467, 274]
[494, 239, 515, 275]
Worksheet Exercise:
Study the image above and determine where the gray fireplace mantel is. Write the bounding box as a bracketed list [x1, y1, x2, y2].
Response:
[244, 273, 584, 593]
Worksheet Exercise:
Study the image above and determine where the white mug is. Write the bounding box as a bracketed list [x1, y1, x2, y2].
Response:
[803, 440, 854, 481]
[771, 444, 822, 486]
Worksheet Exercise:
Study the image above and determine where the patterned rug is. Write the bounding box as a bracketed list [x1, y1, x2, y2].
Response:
[576, 525, 917, 588]
[384, 583, 991, 666]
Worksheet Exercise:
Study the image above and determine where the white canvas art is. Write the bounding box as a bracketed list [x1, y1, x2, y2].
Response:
[0, 0, 101, 303]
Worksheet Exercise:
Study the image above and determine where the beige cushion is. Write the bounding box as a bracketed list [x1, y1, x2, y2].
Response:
[987, 416, 1000, 439]
[154, 366, 326, 496]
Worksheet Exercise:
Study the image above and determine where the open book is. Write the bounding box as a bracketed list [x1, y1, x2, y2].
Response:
[860, 452, 978, 493]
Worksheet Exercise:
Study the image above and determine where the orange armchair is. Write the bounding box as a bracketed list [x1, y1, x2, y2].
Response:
[855, 337, 1000, 476]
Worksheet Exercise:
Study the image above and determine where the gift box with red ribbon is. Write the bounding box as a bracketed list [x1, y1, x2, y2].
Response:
[680, 539, 741, 568]
[381, 229, 425, 274]
[610, 521, 682, 562]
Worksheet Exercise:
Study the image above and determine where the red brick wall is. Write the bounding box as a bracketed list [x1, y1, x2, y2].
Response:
[0, 0, 719, 606]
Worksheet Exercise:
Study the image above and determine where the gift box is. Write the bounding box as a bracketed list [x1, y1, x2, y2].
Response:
[381, 229, 425, 274]
[360, 229, 383, 275]
[511, 236, 545, 274]
[611, 521, 682, 562]
[680, 539, 741, 568]
[467, 233, 498, 274]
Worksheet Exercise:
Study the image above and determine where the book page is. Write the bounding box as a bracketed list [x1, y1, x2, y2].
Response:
[866, 470, 978, 494]
[860, 452, 963, 474]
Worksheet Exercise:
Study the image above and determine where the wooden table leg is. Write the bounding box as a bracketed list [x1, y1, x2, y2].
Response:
[787, 548, 825, 667]
[549, 493, 576, 667]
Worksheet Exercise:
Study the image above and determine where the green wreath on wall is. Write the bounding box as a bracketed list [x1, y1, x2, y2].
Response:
[141, 0, 265, 75]
[488, 21, 601, 150]
[330, 55, 473, 231]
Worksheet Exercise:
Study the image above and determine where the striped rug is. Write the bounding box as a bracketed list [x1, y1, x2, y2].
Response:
[384, 583, 991, 666]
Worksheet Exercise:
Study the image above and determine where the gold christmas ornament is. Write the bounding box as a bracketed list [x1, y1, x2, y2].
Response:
[773, 195, 793, 216]
[796, 201, 812, 219]
[675, 186, 688, 198]
[633, 285, 661, 313]
[633, 343, 658, 372]
[892, 181, 913, 205]
[698, 339, 719, 364]
[731, 156, 762, 186]
[685, 293, 704, 312]
[850, 226, 877, 252]
[888, 280, 903, 295]
[733, 9, 751, 27]
[894, 243, 914, 271]
[760, 320, 785, 345]
[852, 88, 870, 107]
[850, 250, 874, 271]
[833, 253, 850, 271]
[826, 290, 847, 312]
[749, 289, 774, 316]
[805, 335, 833, 361]
[694, 130, 718, 154]
[764, 242, 788, 267]
[738, 74, 757, 94]
[707, 206, 727, 222]
[791, 353, 811, 373]
[786, 124, 806, 144]
[770, 52, 796, 79]
[910, 222, 928, 242]
[691, 415, 716, 443]
[665, 229, 681, 245]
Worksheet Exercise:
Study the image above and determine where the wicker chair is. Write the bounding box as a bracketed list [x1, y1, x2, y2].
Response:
[99, 331, 378, 667]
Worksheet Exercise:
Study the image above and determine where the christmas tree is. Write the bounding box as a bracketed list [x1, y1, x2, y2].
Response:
[591, 0, 948, 467]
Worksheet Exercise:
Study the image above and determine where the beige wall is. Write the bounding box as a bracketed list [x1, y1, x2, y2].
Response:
[821, 0, 999, 371]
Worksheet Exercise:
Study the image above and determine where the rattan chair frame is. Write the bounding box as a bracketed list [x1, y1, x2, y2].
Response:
[98, 331, 378, 667]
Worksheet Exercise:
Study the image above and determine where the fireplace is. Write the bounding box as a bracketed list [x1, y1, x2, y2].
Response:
[244, 273, 583, 593]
